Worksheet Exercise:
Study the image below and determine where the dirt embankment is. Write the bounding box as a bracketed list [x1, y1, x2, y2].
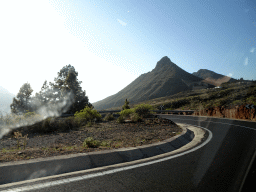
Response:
[193, 104, 256, 121]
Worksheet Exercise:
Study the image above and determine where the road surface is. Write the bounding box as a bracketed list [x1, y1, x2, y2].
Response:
[1, 114, 256, 192]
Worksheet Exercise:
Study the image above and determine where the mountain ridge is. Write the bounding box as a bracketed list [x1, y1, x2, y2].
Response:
[192, 69, 237, 86]
[93, 56, 214, 110]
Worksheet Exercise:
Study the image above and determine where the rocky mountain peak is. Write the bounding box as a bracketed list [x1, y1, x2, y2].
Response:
[159, 56, 171, 63]
[154, 56, 176, 71]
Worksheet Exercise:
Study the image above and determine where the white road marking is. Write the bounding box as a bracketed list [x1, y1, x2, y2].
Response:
[169, 116, 256, 131]
[0, 123, 213, 192]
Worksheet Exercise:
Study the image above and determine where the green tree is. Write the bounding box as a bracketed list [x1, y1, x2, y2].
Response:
[39, 80, 50, 105]
[10, 97, 22, 115]
[35, 80, 58, 106]
[50, 64, 92, 114]
[10, 83, 33, 114]
[122, 98, 130, 110]
[18, 83, 33, 110]
[28, 80, 55, 112]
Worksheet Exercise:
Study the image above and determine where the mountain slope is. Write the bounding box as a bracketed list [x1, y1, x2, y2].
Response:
[93, 56, 214, 110]
[192, 69, 236, 86]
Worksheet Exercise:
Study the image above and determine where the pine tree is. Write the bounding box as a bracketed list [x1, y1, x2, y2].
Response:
[28, 81, 51, 112]
[10, 83, 33, 114]
[10, 97, 22, 115]
[37, 80, 58, 105]
[51, 64, 92, 114]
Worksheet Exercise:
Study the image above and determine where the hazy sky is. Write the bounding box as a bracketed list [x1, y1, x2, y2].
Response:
[0, 0, 255, 103]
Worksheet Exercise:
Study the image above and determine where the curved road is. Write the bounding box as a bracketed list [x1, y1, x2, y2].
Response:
[1, 115, 256, 192]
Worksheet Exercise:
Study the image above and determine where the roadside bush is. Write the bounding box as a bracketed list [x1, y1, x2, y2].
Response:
[246, 96, 256, 105]
[165, 99, 190, 109]
[83, 137, 101, 148]
[103, 113, 115, 121]
[134, 104, 153, 118]
[119, 108, 135, 118]
[73, 116, 87, 127]
[74, 106, 102, 122]
[41, 117, 56, 133]
[129, 113, 142, 122]
[86, 121, 92, 127]
[57, 120, 71, 132]
[59, 116, 79, 131]
[116, 115, 125, 124]
[23, 111, 37, 118]
[232, 100, 244, 106]
[62, 116, 86, 128]
[100, 140, 110, 147]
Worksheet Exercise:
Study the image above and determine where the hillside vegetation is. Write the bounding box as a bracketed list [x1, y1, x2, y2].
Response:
[105, 80, 256, 113]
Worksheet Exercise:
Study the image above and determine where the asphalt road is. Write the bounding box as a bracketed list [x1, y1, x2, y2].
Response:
[1, 115, 256, 192]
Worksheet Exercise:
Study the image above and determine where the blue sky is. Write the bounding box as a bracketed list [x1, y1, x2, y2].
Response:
[0, 0, 255, 103]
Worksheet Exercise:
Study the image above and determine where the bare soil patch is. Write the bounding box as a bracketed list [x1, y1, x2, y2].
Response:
[0, 117, 182, 163]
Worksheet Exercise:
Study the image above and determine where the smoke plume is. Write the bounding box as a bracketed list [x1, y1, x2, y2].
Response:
[0, 90, 75, 139]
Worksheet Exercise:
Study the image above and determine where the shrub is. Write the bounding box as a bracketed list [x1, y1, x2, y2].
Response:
[119, 108, 135, 118]
[59, 116, 79, 131]
[86, 121, 92, 127]
[83, 137, 101, 148]
[41, 117, 53, 132]
[74, 106, 102, 122]
[57, 120, 71, 132]
[232, 100, 243, 106]
[116, 116, 125, 123]
[129, 113, 142, 122]
[103, 113, 115, 121]
[246, 96, 256, 105]
[23, 111, 37, 118]
[14, 131, 22, 149]
[38, 117, 60, 133]
[73, 116, 86, 127]
[63, 116, 86, 129]
[101, 140, 110, 147]
[134, 104, 153, 118]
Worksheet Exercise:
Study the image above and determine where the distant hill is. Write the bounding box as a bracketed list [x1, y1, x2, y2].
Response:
[0, 86, 15, 115]
[93, 56, 215, 110]
[192, 69, 236, 86]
